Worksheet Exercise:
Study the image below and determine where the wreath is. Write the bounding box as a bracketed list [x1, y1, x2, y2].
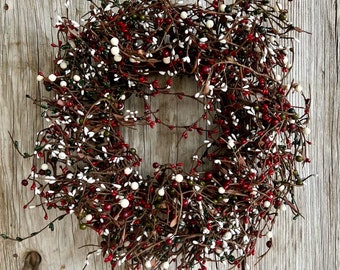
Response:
[4, 0, 311, 269]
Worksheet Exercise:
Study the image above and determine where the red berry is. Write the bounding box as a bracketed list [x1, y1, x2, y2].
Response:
[186, 18, 194, 25]
[171, 181, 178, 188]
[165, 238, 173, 246]
[100, 241, 108, 248]
[183, 199, 189, 207]
[162, 50, 170, 58]
[182, 132, 188, 138]
[66, 101, 73, 107]
[196, 194, 203, 201]
[288, 123, 296, 130]
[204, 171, 213, 180]
[153, 162, 160, 168]
[103, 203, 111, 211]
[266, 240, 272, 248]
[21, 179, 29, 186]
[200, 65, 211, 75]
[155, 18, 163, 27]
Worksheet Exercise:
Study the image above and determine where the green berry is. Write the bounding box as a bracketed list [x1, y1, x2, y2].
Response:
[296, 156, 303, 162]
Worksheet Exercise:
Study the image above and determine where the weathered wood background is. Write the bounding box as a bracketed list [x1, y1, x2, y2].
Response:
[0, 0, 339, 269]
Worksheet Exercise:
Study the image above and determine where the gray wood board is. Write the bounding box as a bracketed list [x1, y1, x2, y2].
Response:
[0, 0, 338, 269]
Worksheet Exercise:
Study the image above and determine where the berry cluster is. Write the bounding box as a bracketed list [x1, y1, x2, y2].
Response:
[12, 0, 311, 269]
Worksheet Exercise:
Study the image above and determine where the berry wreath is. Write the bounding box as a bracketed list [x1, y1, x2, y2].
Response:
[5, 0, 311, 269]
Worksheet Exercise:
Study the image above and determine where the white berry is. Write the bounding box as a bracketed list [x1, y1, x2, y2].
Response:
[175, 174, 184, 183]
[73, 75, 81, 81]
[60, 61, 68, 69]
[58, 152, 67, 160]
[227, 138, 235, 148]
[48, 74, 57, 82]
[145, 261, 152, 269]
[278, 185, 285, 192]
[280, 204, 287, 211]
[158, 188, 165, 196]
[205, 20, 214, 29]
[124, 167, 133, 175]
[163, 56, 171, 64]
[218, 187, 225, 194]
[294, 84, 303, 93]
[131, 182, 139, 190]
[161, 261, 170, 269]
[219, 4, 226, 12]
[119, 198, 129, 208]
[180, 11, 188, 20]
[60, 81, 67, 87]
[283, 56, 289, 65]
[85, 214, 93, 221]
[223, 231, 232, 240]
[114, 54, 122, 62]
[110, 37, 119, 46]
[129, 56, 139, 63]
[215, 247, 223, 254]
[37, 74, 44, 81]
[266, 231, 273, 239]
[110, 46, 120, 55]
[303, 127, 311, 135]
[41, 163, 49, 170]
[263, 200, 271, 208]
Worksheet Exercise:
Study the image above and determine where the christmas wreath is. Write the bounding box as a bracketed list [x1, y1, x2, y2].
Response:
[5, 0, 311, 269]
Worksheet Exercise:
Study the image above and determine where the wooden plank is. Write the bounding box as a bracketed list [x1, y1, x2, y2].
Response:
[0, 1, 105, 269]
[248, 0, 340, 269]
[0, 0, 338, 269]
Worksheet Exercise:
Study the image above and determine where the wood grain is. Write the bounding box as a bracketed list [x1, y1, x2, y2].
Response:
[0, 0, 338, 269]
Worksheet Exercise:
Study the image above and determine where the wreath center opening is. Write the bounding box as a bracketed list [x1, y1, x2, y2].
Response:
[121, 75, 215, 175]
